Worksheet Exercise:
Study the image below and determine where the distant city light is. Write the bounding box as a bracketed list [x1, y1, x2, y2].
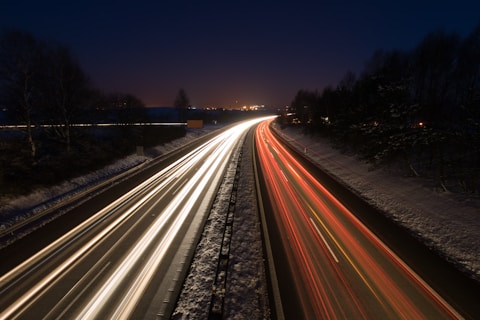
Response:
[241, 104, 265, 111]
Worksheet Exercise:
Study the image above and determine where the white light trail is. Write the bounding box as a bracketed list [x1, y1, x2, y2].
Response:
[76, 117, 272, 319]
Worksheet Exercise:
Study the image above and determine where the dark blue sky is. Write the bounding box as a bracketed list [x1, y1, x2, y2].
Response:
[1, 1, 479, 107]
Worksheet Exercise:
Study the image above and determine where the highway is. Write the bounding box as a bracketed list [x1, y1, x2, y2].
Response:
[255, 119, 463, 319]
[0, 117, 268, 320]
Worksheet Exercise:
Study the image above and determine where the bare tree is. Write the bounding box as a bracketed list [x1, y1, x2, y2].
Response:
[44, 44, 93, 153]
[174, 88, 190, 108]
[0, 29, 47, 159]
[174, 88, 190, 122]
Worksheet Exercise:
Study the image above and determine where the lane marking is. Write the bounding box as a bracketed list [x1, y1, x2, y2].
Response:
[287, 163, 300, 179]
[308, 206, 384, 304]
[172, 178, 189, 196]
[48, 261, 112, 320]
[309, 217, 339, 263]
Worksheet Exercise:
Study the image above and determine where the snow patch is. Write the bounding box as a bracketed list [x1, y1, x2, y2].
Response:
[173, 132, 270, 319]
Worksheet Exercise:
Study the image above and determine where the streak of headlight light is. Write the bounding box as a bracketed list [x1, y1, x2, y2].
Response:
[0, 147, 209, 319]
[76, 116, 273, 319]
[0, 137, 206, 285]
[1, 136, 212, 286]
[0, 117, 270, 319]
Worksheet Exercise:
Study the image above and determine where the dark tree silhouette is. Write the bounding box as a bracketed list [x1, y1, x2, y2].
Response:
[44, 44, 94, 153]
[0, 29, 160, 195]
[103, 92, 146, 124]
[174, 88, 190, 108]
[0, 29, 47, 159]
[290, 89, 319, 126]
[174, 88, 190, 122]
[288, 24, 480, 192]
[455, 24, 480, 118]
[413, 30, 460, 123]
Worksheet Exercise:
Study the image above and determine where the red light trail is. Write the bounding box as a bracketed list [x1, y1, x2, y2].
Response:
[255, 119, 461, 319]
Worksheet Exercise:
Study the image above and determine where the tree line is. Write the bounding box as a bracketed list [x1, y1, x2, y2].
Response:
[0, 29, 150, 159]
[287, 25, 480, 192]
[0, 29, 186, 195]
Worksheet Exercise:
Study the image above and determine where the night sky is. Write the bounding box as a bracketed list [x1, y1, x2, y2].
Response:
[1, 1, 479, 108]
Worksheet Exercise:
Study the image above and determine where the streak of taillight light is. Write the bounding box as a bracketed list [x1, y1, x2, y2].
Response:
[255, 119, 461, 319]
[256, 121, 367, 319]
